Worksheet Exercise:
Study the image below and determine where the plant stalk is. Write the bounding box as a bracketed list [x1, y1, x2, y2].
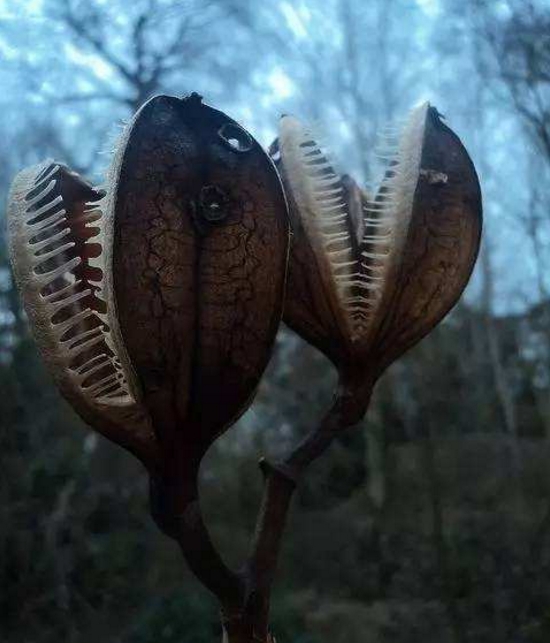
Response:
[151, 374, 373, 643]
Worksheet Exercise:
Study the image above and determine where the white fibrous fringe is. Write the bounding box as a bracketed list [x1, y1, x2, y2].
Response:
[358, 102, 428, 330]
[285, 123, 357, 333]
[12, 162, 134, 405]
[283, 103, 428, 342]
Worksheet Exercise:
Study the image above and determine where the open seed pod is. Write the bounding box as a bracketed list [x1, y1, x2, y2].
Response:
[273, 103, 481, 387]
[8, 161, 158, 467]
[8, 93, 289, 473]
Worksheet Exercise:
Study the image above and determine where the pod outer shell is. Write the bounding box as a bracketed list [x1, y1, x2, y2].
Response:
[275, 108, 481, 383]
[111, 95, 289, 457]
[371, 108, 482, 376]
[7, 161, 159, 468]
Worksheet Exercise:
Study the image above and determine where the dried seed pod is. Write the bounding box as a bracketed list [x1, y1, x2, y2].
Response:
[274, 103, 481, 386]
[110, 94, 288, 465]
[8, 94, 289, 471]
[8, 161, 157, 467]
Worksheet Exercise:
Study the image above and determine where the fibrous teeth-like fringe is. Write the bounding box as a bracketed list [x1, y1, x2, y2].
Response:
[349, 103, 428, 336]
[281, 104, 428, 344]
[13, 162, 134, 405]
[284, 123, 361, 336]
[286, 105, 429, 342]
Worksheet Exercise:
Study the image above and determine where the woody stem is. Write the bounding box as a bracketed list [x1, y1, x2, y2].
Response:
[149, 374, 373, 643]
[149, 465, 245, 611]
[231, 374, 374, 641]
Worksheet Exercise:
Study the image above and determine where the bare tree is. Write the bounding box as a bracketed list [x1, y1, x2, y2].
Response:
[43, 0, 263, 111]
[480, 0, 550, 161]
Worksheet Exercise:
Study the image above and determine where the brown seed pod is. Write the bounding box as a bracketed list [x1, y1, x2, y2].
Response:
[8, 161, 157, 467]
[8, 94, 289, 472]
[110, 93, 289, 467]
[274, 103, 481, 386]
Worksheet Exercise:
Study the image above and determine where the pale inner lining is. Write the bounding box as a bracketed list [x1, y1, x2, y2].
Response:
[286, 104, 428, 341]
[21, 163, 133, 404]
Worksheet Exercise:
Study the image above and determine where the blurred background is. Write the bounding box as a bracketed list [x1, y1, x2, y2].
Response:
[1, 0, 549, 641]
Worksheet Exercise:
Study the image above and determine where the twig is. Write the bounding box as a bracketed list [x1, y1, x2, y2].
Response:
[151, 374, 373, 642]
[149, 467, 245, 610]
[235, 374, 374, 641]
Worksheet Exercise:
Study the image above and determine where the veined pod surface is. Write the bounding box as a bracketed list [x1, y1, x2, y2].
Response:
[274, 103, 481, 383]
[8, 94, 289, 471]
[110, 94, 289, 461]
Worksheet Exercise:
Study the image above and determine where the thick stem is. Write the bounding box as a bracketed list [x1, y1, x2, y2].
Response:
[150, 374, 373, 643]
[235, 373, 374, 640]
[149, 471, 245, 610]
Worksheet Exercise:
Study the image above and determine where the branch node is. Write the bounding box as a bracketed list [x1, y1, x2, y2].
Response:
[259, 457, 298, 487]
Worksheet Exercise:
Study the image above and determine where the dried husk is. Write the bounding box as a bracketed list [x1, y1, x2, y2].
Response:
[275, 104, 482, 383]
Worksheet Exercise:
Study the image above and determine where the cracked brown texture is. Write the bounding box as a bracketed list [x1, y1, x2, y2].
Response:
[112, 96, 288, 470]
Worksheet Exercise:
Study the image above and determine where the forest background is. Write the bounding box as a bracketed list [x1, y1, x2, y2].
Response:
[1, 1, 550, 641]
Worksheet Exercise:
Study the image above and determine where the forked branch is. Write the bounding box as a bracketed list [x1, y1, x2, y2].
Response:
[150, 374, 373, 643]
[222, 374, 374, 642]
